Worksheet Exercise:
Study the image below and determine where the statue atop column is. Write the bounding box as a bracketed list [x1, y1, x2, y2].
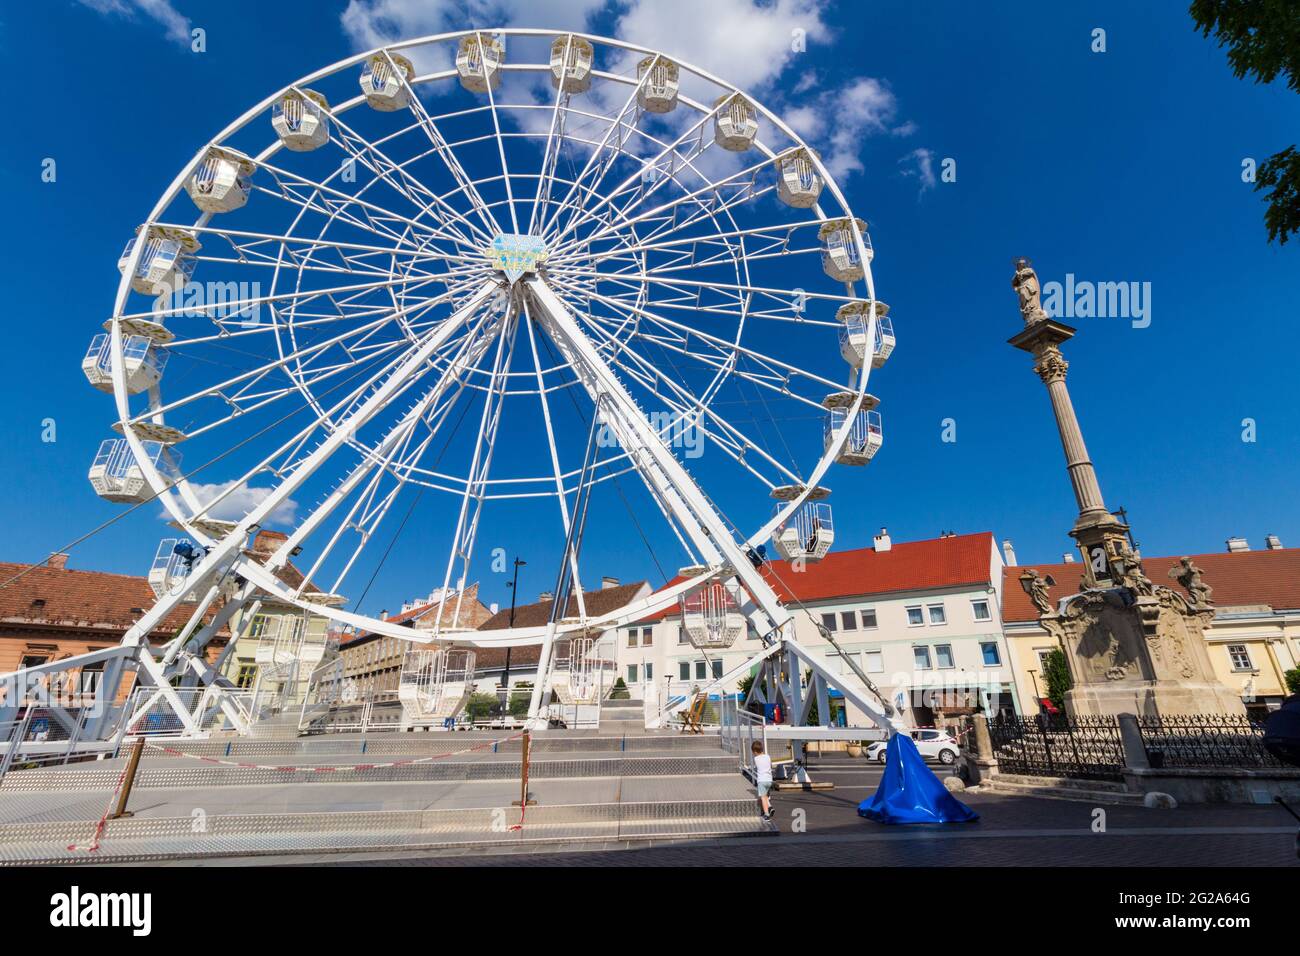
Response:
[1007, 256, 1243, 717]
[1011, 256, 1050, 325]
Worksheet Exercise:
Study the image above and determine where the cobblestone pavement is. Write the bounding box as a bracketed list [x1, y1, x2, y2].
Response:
[274, 758, 1299, 868]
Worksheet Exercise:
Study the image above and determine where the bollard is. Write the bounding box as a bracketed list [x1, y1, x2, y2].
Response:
[108, 736, 146, 820]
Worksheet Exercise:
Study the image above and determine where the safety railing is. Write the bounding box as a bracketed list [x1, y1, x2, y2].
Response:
[719, 697, 768, 778]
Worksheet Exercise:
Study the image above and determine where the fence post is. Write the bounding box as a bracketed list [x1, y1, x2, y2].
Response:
[1116, 712, 1149, 771]
[108, 736, 146, 820]
[512, 729, 536, 808]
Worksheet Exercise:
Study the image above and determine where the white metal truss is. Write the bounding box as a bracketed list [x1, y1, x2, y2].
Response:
[2, 27, 900, 744]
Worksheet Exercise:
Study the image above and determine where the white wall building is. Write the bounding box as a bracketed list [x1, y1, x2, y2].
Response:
[612, 530, 1020, 725]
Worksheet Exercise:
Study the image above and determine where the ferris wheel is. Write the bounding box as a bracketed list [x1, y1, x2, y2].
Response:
[67, 27, 898, 734]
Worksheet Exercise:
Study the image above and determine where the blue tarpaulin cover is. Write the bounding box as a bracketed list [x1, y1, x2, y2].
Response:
[857, 732, 979, 824]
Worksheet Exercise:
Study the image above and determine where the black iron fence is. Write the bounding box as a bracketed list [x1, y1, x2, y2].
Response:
[987, 713, 1126, 781]
[1135, 714, 1283, 770]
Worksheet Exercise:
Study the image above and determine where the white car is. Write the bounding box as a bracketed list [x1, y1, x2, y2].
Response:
[866, 729, 960, 765]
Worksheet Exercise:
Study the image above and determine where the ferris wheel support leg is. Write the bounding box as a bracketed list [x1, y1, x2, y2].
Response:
[526, 621, 560, 727]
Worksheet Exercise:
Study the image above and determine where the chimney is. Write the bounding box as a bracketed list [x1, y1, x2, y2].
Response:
[539, 590, 554, 602]
[1226, 536, 1250, 553]
[47, 552, 69, 570]
[1001, 539, 1017, 566]
[873, 527, 892, 552]
[601, 576, 620, 590]
[252, 529, 289, 554]
[489, 602, 500, 614]
[1265, 534, 1283, 551]
[1062, 553, 1075, 563]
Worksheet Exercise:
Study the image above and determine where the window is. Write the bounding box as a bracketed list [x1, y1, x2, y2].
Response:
[906, 606, 924, 627]
[695, 660, 707, 681]
[821, 613, 837, 632]
[927, 604, 946, 625]
[644, 663, 653, 681]
[860, 608, 878, 629]
[78, 663, 104, 695]
[971, 599, 991, 622]
[935, 644, 954, 668]
[1227, 644, 1253, 671]
[836, 651, 859, 675]
[627, 664, 638, 683]
[641, 627, 653, 646]
[913, 646, 932, 670]
[980, 642, 1002, 667]
[678, 626, 689, 645]
[679, 661, 690, 681]
[712, 660, 723, 679]
[840, 611, 856, 632]
[864, 649, 884, 673]
[1036, 649, 1055, 670]
[627, 630, 638, 648]
[235, 664, 257, 689]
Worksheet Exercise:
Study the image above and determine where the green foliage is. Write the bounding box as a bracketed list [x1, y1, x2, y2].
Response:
[508, 682, 532, 717]
[609, 676, 630, 700]
[1042, 648, 1072, 713]
[1192, 0, 1300, 243]
[464, 692, 498, 721]
[1284, 667, 1300, 696]
[737, 673, 755, 699]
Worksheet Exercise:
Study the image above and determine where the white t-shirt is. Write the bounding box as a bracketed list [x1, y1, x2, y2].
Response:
[753, 753, 773, 783]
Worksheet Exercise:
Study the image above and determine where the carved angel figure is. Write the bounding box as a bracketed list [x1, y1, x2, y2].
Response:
[1169, 556, 1213, 605]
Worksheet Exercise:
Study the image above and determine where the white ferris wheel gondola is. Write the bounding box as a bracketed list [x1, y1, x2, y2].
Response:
[822, 391, 883, 466]
[359, 52, 414, 111]
[82, 333, 167, 394]
[680, 580, 746, 650]
[770, 485, 834, 563]
[636, 55, 679, 113]
[713, 92, 758, 151]
[271, 89, 330, 151]
[185, 146, 255, 214]
[776, 148, 823, 209]
[455, 33, 506, 93]
[398, 647, 476, 724]
[117, 225, 199, 296]
[550, 35, 594, 94]
[819, 217, 871, 283]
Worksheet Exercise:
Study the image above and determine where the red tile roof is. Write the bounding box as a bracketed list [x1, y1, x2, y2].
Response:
[340, 583, 491, 648]
[636, 532, 998, 622]
[0, 560, 227, 638]
[1002, 547, 1300, 623]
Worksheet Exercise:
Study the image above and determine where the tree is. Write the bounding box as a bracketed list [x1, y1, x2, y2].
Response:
[1284, 667, 1300, 696]
[1192, 0, 1300, 243]
[1042, 648, 1073, 713]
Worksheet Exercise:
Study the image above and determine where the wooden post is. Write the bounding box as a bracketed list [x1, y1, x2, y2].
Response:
[108, 736, 145, 820]
[512, 729, 536, 807]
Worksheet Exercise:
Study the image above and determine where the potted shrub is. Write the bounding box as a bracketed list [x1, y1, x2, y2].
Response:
[846, 741, 863, 758]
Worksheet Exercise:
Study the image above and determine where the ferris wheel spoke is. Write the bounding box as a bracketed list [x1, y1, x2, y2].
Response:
[311, 93, 494, 250]
[577, 304, 803, 489]
[253, 154, 477, 255]
[552, 145, 782, 261]
[535, 63, 656, 240]
[429, 299, 520, 634]
[545, 91, 724, 252]
[573, 284, 847, 399]
[480, 59, 521, 235]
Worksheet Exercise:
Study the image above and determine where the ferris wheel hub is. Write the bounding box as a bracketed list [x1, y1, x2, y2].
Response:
[488, 233, 549, 284]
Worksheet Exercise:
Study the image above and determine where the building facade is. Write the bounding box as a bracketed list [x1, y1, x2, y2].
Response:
[1002, 540, 1300, 719]
[613, 531, 1019, 726]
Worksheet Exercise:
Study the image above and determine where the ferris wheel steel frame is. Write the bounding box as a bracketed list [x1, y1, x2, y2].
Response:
[1, 27, 899, 742]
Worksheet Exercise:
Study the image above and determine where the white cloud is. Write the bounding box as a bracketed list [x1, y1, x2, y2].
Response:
[184, 482, 300, 528]
[78, 0, 191, 47]
[334, 0, 918, 188]
[898, 146, 937, 195]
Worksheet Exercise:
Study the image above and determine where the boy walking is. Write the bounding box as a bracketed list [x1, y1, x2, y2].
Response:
[752, 741, 773, 819]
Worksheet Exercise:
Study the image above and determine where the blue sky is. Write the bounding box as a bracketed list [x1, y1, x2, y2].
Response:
[1, 1, 1297, 619]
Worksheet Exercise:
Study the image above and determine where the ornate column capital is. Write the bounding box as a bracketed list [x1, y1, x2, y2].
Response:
[1033, 344, 1069, 385]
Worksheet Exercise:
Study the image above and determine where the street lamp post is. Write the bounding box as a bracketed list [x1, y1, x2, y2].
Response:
[502, 557, 526, 710]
